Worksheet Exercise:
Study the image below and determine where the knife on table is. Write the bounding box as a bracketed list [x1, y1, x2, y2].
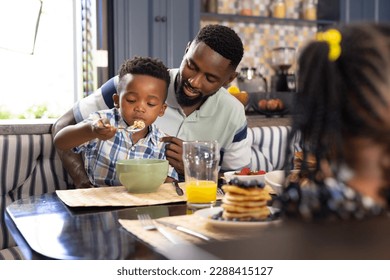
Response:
[156, 220, 214, 242]
[172, 181, 184, 196]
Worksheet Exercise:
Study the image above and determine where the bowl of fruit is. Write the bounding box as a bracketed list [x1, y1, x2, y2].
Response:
[255, 98, 288, 116]
[224, 167, 266, 185]
[251, 91, 295, 116]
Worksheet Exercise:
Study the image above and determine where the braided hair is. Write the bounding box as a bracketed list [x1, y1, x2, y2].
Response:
[118, 56, 170, 100]
[194, 24, 244, 68]
[287, 23, 390, 198]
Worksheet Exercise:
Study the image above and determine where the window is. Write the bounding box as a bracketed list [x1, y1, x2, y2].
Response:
[0, 0, 99, 120]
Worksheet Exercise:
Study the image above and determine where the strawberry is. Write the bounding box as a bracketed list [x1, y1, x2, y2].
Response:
[256, 170, 266, 175]
[238, 167, 251, 175]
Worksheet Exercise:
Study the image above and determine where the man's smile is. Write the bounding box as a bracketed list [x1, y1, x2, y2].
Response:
[183, 82, 201, 98]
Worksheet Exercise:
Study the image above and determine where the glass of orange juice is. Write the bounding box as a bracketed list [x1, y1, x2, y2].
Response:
[182, 140, 220, 210]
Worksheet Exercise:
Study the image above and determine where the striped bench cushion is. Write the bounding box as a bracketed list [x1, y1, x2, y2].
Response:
[248, 126, 301, 172]
[0, 246, 24, 260]
[0, 134, 73, 257]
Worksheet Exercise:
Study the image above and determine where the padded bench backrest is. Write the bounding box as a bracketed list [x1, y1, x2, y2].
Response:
[248, 126, 301, 172]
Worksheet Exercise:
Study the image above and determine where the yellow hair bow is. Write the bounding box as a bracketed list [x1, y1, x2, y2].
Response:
[316, 29, 342, 61]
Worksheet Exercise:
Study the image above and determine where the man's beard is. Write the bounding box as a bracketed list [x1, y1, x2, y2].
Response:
[175, 80, 205, 107]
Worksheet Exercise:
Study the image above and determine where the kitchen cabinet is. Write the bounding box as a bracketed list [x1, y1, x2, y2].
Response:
[109, 0, 200, 75]
[339, 0, 390, 23]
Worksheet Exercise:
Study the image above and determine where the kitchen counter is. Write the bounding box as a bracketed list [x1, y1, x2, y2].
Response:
[246, 113, 292, 127]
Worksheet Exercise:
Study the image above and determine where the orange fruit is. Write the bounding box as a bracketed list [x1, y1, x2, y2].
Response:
[231, 91, 249, 106]
[267, 99, 279, 111]
[227, 85, 240, 94]
[275, 98, 284, 110]
[258, 99, 268, 111]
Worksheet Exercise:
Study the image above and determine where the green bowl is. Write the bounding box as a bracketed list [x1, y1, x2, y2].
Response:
[116, 159, 168, 193]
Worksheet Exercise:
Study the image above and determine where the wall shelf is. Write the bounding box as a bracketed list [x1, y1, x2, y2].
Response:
[200, 12, 337, 27]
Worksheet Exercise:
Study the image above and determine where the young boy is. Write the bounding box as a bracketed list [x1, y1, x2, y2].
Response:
[54, 57, 178, 186]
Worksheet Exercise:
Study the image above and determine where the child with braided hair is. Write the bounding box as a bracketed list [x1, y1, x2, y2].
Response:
[279, 23, 390, 221]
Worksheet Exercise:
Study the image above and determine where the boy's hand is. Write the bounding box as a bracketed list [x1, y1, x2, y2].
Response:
[91, 118, 116, 140]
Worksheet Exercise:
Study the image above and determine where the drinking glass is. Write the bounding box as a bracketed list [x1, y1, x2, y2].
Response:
[182, 140, 220, 210]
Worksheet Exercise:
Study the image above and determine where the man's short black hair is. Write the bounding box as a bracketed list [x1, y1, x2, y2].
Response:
[194, 24, 244, 68]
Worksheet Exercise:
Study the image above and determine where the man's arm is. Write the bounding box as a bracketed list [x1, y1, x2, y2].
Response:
[51, 109, 92, 189]
[220, 125, 251, 173]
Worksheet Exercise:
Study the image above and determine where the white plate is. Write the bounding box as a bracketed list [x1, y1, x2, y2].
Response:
[223, 171, 265, 184]
[194, 206, 280, 229]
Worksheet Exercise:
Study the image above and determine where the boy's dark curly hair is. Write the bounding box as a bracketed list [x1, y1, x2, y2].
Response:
[118, 56, 170, 98]
[194, 24, 244, 68]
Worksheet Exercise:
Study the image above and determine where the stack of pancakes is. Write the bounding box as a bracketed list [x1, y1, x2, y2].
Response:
[221, 183, 272, 221]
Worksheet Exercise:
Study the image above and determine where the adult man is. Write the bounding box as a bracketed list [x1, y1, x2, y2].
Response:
[52, 24, 251, 188]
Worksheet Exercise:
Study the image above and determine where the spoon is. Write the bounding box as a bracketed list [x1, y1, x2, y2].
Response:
[92, 119, 145, 133]
[116, 125, 142, 133]
[172, 181, 184, 196]
[117, 120, 145, 133]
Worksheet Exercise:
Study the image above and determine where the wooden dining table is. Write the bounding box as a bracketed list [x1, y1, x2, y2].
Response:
[6, 191, 390, 260]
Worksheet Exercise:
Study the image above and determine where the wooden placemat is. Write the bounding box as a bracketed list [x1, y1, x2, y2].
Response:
[118, 215, 228, 249]
[56, 183, 223, 207]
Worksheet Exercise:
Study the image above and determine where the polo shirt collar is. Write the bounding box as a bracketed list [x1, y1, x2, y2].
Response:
[166, 69, 181, 109]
